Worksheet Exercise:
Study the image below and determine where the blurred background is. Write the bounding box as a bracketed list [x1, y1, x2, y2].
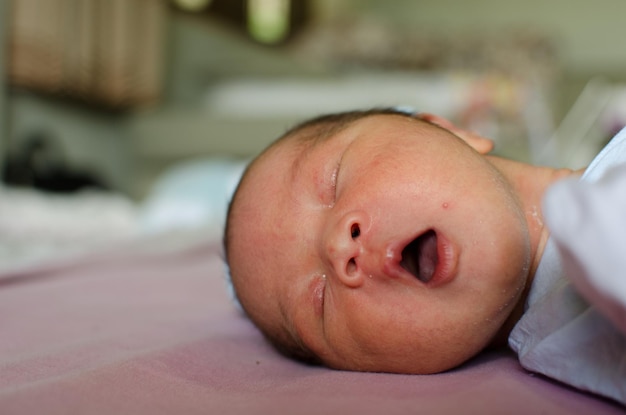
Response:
[2, 0, 626, 268]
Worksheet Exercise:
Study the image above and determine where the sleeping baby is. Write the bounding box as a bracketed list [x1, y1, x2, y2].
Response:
[223, 108, 626, 404]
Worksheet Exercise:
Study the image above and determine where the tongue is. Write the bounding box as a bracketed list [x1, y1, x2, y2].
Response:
[400, 230, 438, 283]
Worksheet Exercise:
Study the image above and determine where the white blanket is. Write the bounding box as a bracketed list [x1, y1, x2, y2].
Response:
[509, 128, 626, 405]
[545, 163, 626, 336]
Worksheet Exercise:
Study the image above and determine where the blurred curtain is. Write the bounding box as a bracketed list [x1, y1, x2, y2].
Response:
[7, 0, 167, 109]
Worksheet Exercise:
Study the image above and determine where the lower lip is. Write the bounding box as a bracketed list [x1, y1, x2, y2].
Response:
[429, 232, 457, 287]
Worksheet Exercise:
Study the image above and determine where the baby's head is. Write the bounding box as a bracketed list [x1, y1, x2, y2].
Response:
[224, 109, 533, 374]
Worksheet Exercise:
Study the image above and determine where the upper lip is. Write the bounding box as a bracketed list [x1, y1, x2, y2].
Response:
[384, 229, 457, 287]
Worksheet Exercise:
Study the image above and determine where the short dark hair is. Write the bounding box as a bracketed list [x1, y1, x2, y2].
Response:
[223, 107, 419, 364]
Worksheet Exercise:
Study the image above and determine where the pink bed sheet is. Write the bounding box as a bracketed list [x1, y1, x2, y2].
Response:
[1, 236, 623, 414]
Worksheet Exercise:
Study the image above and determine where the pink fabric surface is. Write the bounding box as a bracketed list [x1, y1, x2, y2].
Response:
[1, 237, 624, 415]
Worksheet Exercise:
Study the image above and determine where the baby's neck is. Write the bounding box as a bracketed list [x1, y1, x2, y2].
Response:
[484, 156, 580, 348]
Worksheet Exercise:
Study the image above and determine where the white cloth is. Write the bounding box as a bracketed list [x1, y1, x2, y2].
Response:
[509, 128, 626, 405]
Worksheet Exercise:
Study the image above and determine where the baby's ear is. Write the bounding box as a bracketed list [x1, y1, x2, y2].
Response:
[417, 113, 494, 155]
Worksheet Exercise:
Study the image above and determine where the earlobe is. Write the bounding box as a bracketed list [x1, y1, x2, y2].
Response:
[416, 113, 494, 155]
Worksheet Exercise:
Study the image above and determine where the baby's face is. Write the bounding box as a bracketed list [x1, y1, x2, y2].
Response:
[229, 115, 531, 374]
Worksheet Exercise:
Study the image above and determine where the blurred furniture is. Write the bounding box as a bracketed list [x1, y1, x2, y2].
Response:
[7, 0, 166, 109]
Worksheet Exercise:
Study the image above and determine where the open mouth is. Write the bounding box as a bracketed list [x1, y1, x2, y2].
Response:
[400, 230, 438, 283]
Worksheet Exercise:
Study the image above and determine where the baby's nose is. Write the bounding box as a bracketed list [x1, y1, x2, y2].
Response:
[324, 211, 369, 288]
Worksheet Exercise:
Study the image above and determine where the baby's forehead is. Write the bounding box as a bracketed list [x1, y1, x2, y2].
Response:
[251, 114, 425, 182]
[249, 112, 433, 185]
[243, 136, 320, 188]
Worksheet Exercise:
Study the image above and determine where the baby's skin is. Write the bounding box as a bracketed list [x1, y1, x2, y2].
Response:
[225, 109, 575, 374]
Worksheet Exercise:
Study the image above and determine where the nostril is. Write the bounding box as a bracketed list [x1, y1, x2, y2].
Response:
[351, 224, 360, 239]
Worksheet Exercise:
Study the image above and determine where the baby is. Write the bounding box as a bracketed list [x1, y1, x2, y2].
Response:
[224, 108, 575, 372]
[224, 108, 626, 403]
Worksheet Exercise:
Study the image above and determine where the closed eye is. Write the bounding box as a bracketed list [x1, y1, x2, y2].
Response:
[313, 274, 327, 318]
[330, 162, 340, 201]
[331, 152, 345, 202]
